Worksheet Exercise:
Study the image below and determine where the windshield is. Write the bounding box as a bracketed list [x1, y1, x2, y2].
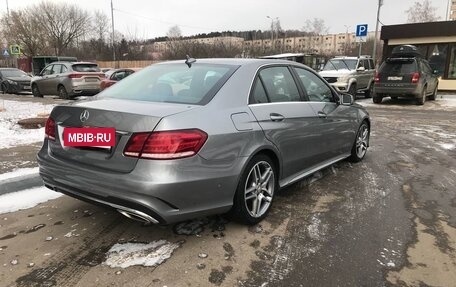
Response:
[1, 69, 28, 78]
[99, 63, 238, 105]
[323, 59, 357, 71]
[72, 64, 100, 72]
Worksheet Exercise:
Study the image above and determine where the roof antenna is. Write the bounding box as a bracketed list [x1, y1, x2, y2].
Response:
[185, 55, 196, 68]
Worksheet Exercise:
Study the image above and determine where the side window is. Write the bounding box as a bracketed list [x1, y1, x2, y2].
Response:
[259, 67, 301, 103]
[294, 67, 334, 102]
[369, 59, 375, 70]
[250, 78, 269, 104]
[61, 65, 68, 73]
[42, 65, 53, 76]
[51, 64, 61, 74]
[362, 59, 369, 70]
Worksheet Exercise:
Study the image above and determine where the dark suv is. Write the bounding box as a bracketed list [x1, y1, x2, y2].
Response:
[373, 45, 439, 105]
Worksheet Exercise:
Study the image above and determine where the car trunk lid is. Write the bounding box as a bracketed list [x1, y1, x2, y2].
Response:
[48, 98, 198, 173]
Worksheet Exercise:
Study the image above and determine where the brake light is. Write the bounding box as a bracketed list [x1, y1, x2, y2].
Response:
[124, 129, 208, 160]
[411, 72, 420, 83]
[45, 117, 56, 141]
[374, 72, 380, 82]
[68, 73, 83, 79]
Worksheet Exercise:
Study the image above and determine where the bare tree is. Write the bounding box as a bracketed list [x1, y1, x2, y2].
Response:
[92, 10, 109, 42]
[36, 1, 92, 55]
[167, 25, 182, 40]
[302, 18, 329, 36]
[0, 9, 49, 57]
[405, 0, 440, 23]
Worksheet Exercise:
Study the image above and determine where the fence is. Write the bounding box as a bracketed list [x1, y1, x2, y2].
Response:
[96, 60, 161, 69]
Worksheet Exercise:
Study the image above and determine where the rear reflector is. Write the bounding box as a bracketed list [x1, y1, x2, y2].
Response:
[45, 117, 56, 141]
[411, 72, 420, 83]
[124, 129, 208, 160]
[374, 72, 380, 82]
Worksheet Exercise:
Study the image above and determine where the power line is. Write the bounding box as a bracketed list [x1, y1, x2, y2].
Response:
[113, 8, 219, 32]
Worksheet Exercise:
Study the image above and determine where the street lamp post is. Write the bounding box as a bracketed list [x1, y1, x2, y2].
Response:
[266, 16, 278, 49]
[372, 0, 383, 66]
[111, 0, 116, 64]
[344, 25, 350, 54]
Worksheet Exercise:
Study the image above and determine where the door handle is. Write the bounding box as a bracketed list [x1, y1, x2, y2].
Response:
[270, 113, 285, 122]
[317, 111, 327, 118]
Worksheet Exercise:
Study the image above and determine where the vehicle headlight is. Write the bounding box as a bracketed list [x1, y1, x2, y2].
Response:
[7, 80, 18, 86]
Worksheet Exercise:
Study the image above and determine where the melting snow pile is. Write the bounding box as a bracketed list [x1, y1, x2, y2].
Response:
[0, 186, 62, 214]
[0, 100, 55, 149]
[0, 167, 39, 181]
[104, 240, 181, 268]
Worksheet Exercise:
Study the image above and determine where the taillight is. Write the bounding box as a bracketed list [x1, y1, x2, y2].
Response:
[374, 72, 380, 82]
[124, 129, 208, 160]
[45, 117, 56, 141]
[68, 73, 83, 79]
[411, 72, 420, 83]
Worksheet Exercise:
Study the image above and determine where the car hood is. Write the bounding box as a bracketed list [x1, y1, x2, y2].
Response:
[319, 69, 353, 78]
[4, 76, 31, 82]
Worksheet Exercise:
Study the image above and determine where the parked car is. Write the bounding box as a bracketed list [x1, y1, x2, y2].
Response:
[101, 68, 114, 74]
[0, 68, 32, 94]
[319, 56, 375, 98]
[31, 62, 105, 99]
[100, 68, 140, 91]
[373, 45, 439, 105]
[38, 58, 370, 225]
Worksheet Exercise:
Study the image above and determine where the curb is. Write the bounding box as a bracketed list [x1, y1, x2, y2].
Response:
[0, 173, 43, 196]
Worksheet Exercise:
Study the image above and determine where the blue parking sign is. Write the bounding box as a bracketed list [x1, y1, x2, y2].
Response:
[356, 24, 368, 37]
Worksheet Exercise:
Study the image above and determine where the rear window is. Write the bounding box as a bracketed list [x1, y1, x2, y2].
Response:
[381, 59, 417, 74]
[72, 64, 100, 72]
[99, 63, 238, 105]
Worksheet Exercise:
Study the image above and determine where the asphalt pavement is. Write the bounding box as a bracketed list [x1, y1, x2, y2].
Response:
[0, 94, 455, 287]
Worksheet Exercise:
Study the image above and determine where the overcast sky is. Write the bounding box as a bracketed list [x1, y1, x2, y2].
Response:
[1, 0, 451, 38]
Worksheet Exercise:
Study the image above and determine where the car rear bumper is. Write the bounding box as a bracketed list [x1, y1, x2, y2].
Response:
[37, 141, 243, 224]
[70, 88, 100, 97]
[374, 84, 422, 97]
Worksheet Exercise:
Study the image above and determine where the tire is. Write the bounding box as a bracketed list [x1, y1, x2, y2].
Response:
[32, 84, 43, 98]
[416, 86, 426, 105]
[373, 93, 382, 104]
[429, 85, 438, 101]
[58, 85, 69, 100]
[348, 83, 357, 97]
[364, 83, 373, 98]
[229, 154, 277, 225]
[1, 82, 9, 94]
[349, 121, 369, 162]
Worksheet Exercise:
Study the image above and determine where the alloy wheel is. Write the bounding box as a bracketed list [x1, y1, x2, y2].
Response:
[356, 124, 369, 158]
[244, 161, 274, 218]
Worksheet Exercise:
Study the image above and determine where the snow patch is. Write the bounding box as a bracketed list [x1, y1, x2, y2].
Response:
[0, 167, 39, 181]
[440, 143, 455, 150]
[0, 100, 55, 149]
[0, 186, 62, 214]
[104, 240, 182, 269]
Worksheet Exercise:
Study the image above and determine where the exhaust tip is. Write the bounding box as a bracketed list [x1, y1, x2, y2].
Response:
[117, 209, 158, 225]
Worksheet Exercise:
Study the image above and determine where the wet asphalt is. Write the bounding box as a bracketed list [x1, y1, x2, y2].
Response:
[0, 94, 455, 287]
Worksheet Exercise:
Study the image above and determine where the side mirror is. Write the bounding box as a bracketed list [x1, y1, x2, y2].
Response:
[340, 93, 354, 106]
[356, 66, 366, 71]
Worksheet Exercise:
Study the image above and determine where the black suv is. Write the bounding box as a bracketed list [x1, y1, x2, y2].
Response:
[373, 45, 439, 105]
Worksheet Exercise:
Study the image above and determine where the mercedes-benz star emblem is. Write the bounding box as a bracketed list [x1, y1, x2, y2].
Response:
[80, 110, 90, 122]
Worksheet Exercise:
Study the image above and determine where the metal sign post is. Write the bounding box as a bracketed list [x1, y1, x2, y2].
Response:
[355, 24, 368, 58]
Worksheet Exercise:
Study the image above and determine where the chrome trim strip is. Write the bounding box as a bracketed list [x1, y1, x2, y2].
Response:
[279, 153, 350, 188]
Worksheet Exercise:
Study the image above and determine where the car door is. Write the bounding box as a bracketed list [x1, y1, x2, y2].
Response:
[247, 65, 322, 180]
[293, 66, 357, 160]
[356, 59, 369, 89]
[421, 60, 438, 93]
[36, 64, 54, 94]
[48, 64, 62, 94]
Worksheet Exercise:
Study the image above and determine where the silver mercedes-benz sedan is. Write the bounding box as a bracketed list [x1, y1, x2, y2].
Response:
[37, 58, 370, 225]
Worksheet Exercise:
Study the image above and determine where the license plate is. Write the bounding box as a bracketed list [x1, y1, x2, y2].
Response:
[63, 127, 116, 147]
[387, 76, 403, 81]
[85, 78, 98, 82]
